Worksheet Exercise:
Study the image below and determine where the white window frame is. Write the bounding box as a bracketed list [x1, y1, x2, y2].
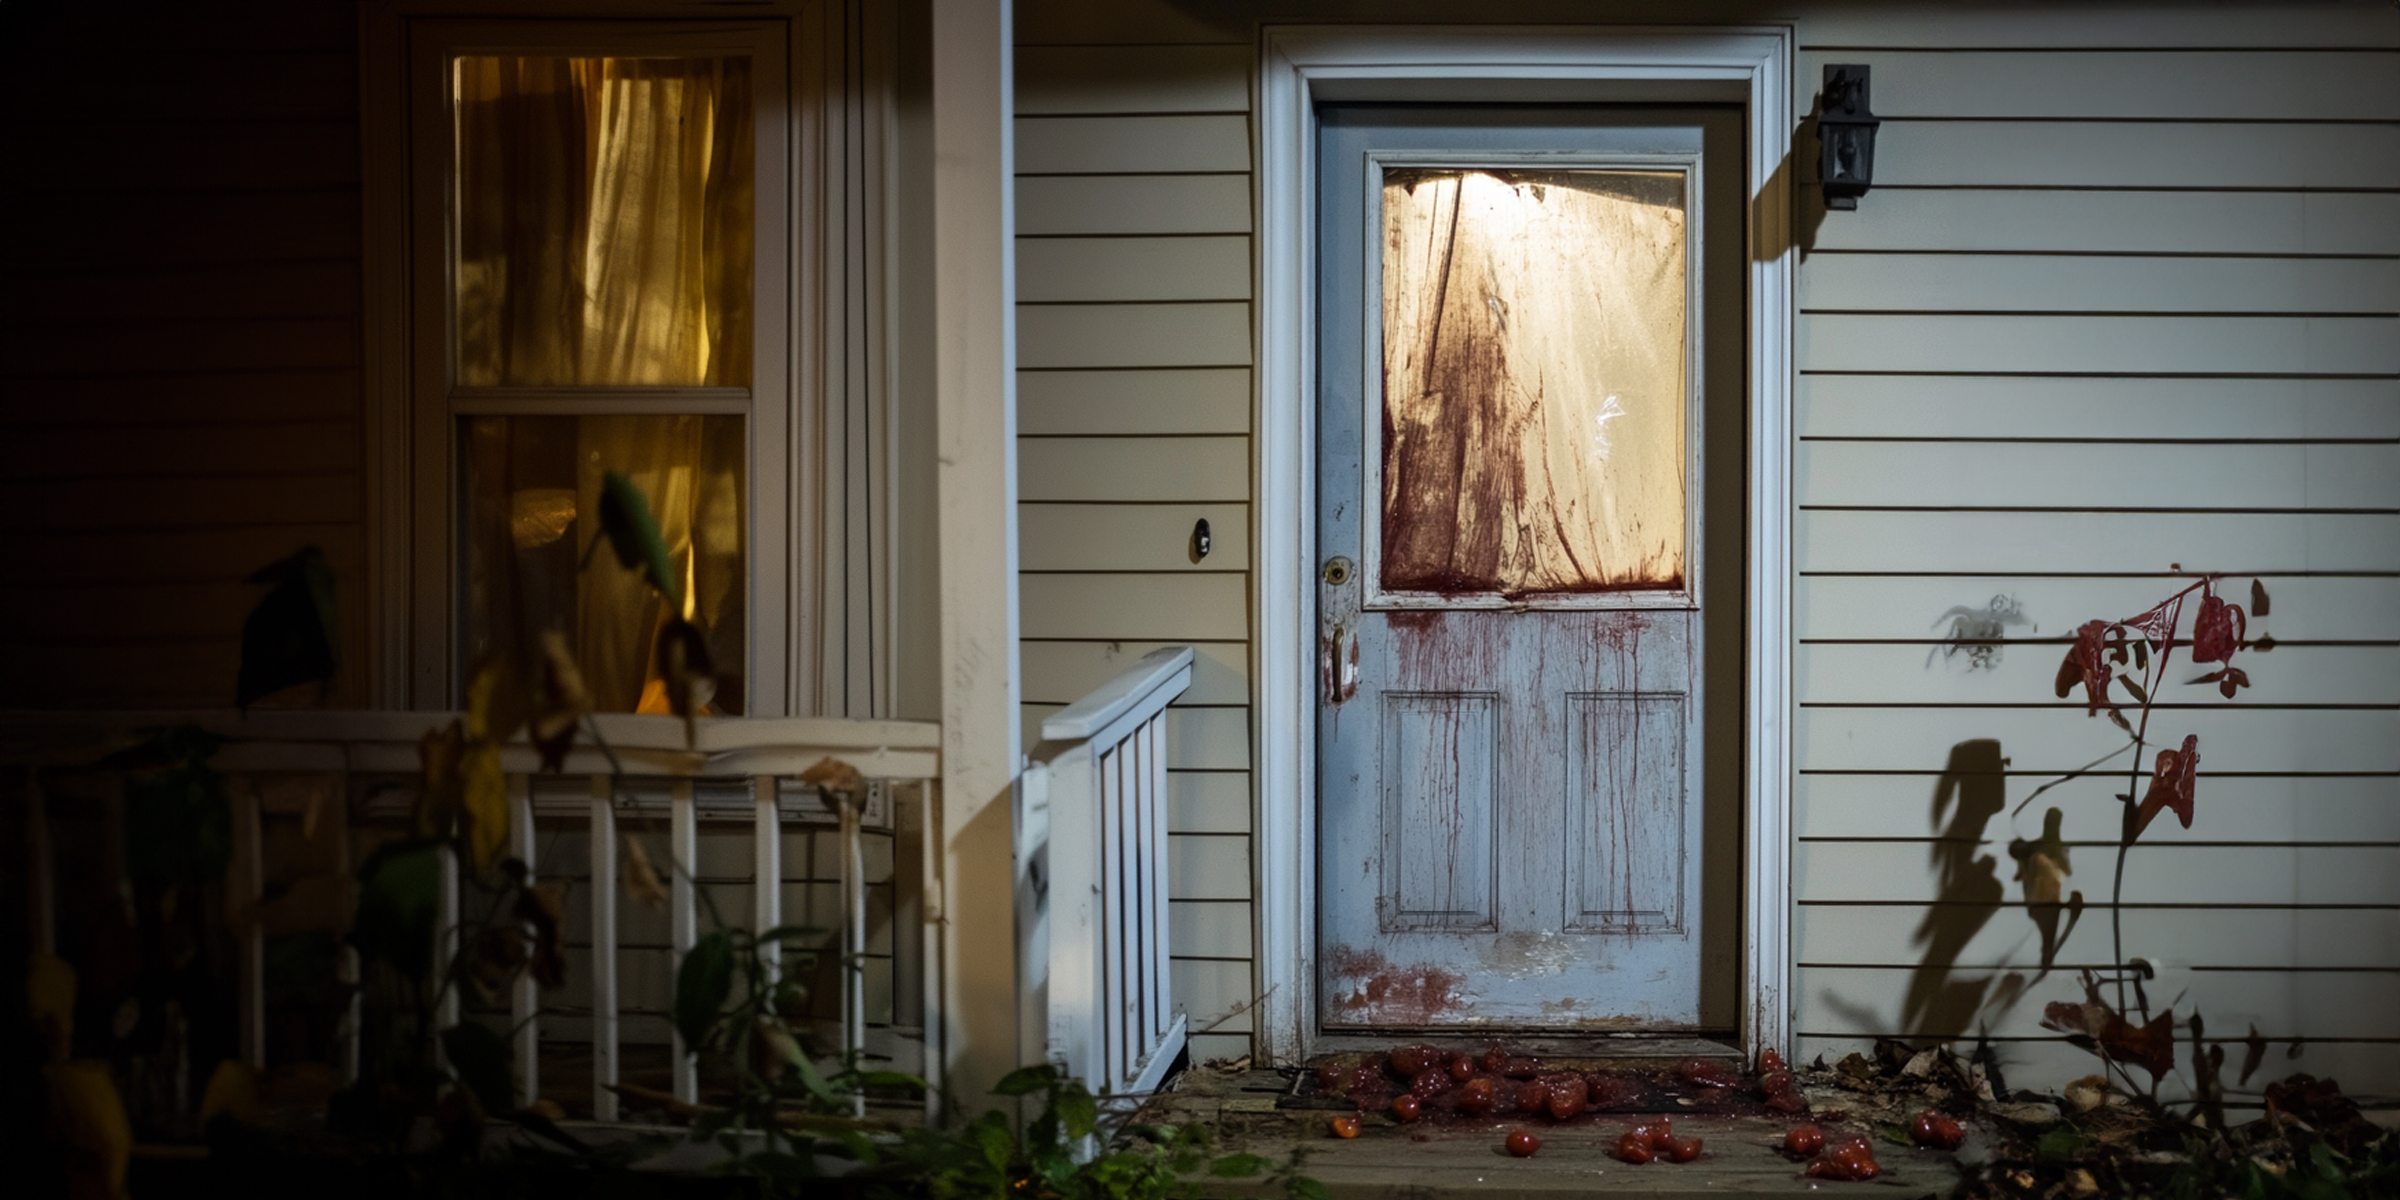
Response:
[362, 7, 806, 714]
[1253, 24, 1796, 1063]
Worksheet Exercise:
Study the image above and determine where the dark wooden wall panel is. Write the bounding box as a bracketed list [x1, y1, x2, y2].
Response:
[0, 0, 367, 708]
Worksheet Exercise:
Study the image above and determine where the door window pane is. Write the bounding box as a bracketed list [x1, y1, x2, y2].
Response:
[453, 56, 754, 387]
[462, 414, 746, 714]
[1379, 168, 1688, 596]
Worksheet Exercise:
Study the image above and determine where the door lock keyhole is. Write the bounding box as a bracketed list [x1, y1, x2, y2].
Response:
[1322, 556, 1353, 587]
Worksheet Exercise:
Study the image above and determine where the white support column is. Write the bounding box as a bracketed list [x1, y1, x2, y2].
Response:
[509, 775, 539, 1108]
[233, 783, 267, 1069]
[753, 776, 781, 976]
[669, 778, 699, 1105]
[589, 774, 619, 1121]
[930, 0, 1018, 1121]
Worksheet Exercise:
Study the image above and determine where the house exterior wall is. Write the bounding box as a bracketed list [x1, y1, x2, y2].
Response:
[1, 1, 374, 708]
[1013, 0, 2400, 1094]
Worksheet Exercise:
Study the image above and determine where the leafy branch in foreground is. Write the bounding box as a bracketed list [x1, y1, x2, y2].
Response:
[2032, 574, 2277, 1102]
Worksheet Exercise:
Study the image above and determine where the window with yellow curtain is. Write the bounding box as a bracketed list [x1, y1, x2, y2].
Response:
[450, 55, 753, 714]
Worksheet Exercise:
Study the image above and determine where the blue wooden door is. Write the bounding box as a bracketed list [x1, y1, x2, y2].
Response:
[1316, 109, 1718, 1032]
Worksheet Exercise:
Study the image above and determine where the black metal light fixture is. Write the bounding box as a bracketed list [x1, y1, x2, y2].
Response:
[1817, 64, 1880, 210]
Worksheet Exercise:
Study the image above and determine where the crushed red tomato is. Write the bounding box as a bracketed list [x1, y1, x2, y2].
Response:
[1302, 1044, 1808, 1125]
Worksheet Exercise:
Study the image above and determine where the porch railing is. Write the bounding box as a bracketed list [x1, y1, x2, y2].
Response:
[1023, 646, 1193, 1105]
[5, 708, 940, 1123]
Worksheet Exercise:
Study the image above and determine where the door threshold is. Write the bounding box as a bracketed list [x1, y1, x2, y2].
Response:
[1308, 1032, 1742, 1061]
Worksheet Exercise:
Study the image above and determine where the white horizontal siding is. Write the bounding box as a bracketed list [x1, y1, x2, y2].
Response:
[1812, 190, 2400, 255]
[1802, 377, 2400, 440]
[1017, 436, 1249, 501]
[1803, 313, 2399, 376]
[1018, 44, 1251, 114]
[1015, 175, 1252, 235]
[1800, 255, 2400, 316]
[1013, 40, 1262, 1061]
[1799, 510, 2398, 573]
[1794, 49, 2400, 120]
[1797, 574, 2399, 642]
[1019, 368, 1251, 435]
[1818, 121, 2400, 190]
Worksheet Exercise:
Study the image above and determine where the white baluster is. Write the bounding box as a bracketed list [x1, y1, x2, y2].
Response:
[840, 781, 866, 1115]
[436, 833, 460, 1038]
[233, 782, 266, 1069]
[589, 774, 618, 1121]
[670, 778, 698, 1105]
[509, 774, 538, 1108]
[753, 775, 781, 977]
[1147, 713, 1172, 1068]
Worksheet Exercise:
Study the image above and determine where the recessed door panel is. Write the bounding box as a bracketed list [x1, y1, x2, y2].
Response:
[1380, 693, 1500, 930]
[1566, 692, 1688, 932]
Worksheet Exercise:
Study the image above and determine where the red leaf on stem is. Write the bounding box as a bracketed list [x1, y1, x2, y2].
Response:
[2042, 982, 2178, 1081]
[2054, 620, 2118, 716]
[2134, 735, 2199, 839]
[2193, 591, 2245, 665]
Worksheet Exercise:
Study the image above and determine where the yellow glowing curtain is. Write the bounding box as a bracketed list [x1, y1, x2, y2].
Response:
[1380, 169, 1689, 595]
[452, 56, 754, 387]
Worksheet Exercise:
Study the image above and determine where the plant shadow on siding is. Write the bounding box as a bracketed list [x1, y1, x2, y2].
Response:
[1820, 739, 2040, 1044]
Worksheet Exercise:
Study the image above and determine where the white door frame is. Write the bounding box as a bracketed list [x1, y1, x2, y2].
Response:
[1253, 24, 1796, 1063]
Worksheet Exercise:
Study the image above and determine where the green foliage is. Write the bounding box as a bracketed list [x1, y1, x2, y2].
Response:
[863, 1063, 1317, 1200]
[596, 470, 681, 608]
[2139, 1129, 2400, 1200]
[112, 726, 233, 886]
[351, 840, 445, 980]
[674, 929, 736, 1050]
[441, 1021, 515, 1116]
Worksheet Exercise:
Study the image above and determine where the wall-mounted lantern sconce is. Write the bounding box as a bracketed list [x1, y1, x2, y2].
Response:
[1817, 64, 1879, 210]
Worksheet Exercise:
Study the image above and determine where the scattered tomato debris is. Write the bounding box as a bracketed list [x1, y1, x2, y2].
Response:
[1297, 1041, 1808, 1126]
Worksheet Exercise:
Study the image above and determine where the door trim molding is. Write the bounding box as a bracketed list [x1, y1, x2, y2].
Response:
[1253, 24, 1796, 1063]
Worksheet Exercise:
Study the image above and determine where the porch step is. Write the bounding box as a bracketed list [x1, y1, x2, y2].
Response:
[1216, 1118, 1959, 1199]
[1155, 1071, 1960, 1199]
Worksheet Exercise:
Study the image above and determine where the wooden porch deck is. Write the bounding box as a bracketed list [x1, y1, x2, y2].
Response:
[1147, 1069, 1963, 1199]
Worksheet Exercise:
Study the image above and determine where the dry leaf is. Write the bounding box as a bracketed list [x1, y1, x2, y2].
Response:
[515, 880, 568, 989]
[462, 738, 508, 870]
[800, 756, 867, 805]
[2063, 1075, 2111, 1112]
[654, 618, 717, 747]
[2043, 983, 2177, 1081]
[750, 1016, 805, 1083]
[464, 926, 528, 1004]
[530, 631, 591, 772]
[417, 720, 466, 838]
[624, 837, 670, 910]
[301, 778, 326, 842]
